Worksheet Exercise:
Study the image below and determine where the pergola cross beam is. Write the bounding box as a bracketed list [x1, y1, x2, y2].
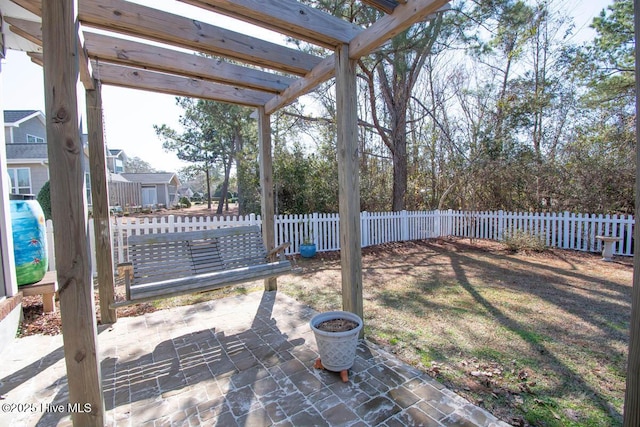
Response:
[78, 0, 322, 76]
[178, 0, 362, 48]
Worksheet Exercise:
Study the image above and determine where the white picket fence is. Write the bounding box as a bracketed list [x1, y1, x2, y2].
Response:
[44, 210, 635, 276]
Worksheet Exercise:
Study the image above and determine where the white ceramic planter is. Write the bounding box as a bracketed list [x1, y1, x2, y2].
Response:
[310, 311, 363, 372]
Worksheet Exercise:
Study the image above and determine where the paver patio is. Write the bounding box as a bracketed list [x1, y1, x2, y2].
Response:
[0, 290, 509, 426]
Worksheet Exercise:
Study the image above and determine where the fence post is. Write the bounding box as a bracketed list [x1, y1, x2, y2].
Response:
[46, 219, 56, 271]
[312, 212, 319, 246]
[116, 217, 125, 263]
[361, 211, 369, 247]
[562, 211, 570, 249]
[168, 214, 175, 233]
[401, 210, 409, 241]
[88, 218, 97, 278]
[497, 210, 504, 240]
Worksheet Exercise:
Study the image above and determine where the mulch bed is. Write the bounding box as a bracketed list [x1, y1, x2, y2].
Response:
[17, 277, 156, 337]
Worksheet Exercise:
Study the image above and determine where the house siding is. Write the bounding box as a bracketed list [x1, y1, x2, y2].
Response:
[10, 117, 45, 143]
[8, 163, 48, 196]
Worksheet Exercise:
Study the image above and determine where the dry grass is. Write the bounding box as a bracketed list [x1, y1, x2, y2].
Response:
[278, 238, 632, 427]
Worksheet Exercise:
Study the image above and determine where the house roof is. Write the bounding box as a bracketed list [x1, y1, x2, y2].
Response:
[120, 173, 178, 185]
[108, 149, 124, 156]
[5, 143, 48, 160]
[4, 110, 42, 125]
[108, 172, 129, 183]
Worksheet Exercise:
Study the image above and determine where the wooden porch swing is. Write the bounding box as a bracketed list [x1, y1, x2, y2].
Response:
[111, 226, 291, 308]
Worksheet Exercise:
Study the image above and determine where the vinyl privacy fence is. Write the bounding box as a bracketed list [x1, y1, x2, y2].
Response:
[44, 210, 634, 275]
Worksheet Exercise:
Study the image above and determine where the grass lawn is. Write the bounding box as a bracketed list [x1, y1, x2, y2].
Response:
[25, 236, 628, 426]
[275, 238, 632, 427]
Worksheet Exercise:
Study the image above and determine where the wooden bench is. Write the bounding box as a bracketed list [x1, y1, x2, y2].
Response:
[111, 226, 291, 308]
[20, 270, 58, 313]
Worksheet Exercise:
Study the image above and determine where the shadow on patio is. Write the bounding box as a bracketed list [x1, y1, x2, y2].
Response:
[1, 290, 508, 426]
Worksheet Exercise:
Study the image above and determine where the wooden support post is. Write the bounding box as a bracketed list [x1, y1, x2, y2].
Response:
[624, 1, 640, 423]
[335, 44, 364, 326]
[86, 79, 117, 324]
[42, 1, 104, 425]
[258, 106, 277, 291]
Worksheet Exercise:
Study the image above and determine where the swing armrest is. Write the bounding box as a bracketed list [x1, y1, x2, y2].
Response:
[268, 242, 291, 261]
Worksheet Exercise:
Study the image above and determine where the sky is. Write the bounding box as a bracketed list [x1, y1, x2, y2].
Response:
[0, 0, 615, 173]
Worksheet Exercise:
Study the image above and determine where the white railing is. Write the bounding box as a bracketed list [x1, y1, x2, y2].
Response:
[44, 209, 635, 276]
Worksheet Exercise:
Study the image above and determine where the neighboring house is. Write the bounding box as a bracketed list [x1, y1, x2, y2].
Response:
[4, 110, 49, 196]
[107, 149, 128, 174]
[120, 173, 180, 208]
[177, 186, 194, 199]
[4, 110, 92, 204]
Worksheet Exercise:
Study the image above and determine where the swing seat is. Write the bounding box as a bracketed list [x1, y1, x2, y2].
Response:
[110, 225, 291, 308]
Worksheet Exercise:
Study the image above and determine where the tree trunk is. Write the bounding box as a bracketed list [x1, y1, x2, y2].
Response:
[205, 166, 212, 210]
[391, 134, 408, 212]
[216, 158, 232, 215]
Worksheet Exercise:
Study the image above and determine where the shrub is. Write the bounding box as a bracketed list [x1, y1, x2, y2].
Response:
[503, 229, 546, 252]
[179, 196, 191, 208]
[37, 181, 52, 220]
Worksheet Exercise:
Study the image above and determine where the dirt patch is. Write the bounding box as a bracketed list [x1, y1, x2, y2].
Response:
[316, 318, 359, 332]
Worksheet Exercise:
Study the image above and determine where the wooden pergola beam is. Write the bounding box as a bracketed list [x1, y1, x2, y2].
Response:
[361, 0, 400, 14]
[264, 0, 450, 114]
[6, 17, 294, 94]
[86, 79, 117, 325]
[93, 62, 273, 107]
[10, 0, 322, 76]
[179, 0, 362, 48]
[78, 0, 321, 76]
[5, 16, 94, 89]
[350, 0, 450, 59]
[264, 55, 335, 115]
[83, 32, 293, 94]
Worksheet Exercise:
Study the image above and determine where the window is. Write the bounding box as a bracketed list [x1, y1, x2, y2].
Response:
[7, 168, 32, 195]
[26, 134, 44, 143]
[114, 159, 124, 174]
[85, 173, 92, 206]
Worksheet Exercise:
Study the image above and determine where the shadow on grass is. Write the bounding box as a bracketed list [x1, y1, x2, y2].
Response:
[365, 239, 628, 425]
[444, 250, 623, 425]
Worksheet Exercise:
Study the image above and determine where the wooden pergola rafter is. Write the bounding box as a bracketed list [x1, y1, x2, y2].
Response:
[0, 0, 451, 425]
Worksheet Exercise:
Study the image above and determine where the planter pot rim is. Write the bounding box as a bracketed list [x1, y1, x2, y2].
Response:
[310, 311, 363, 338]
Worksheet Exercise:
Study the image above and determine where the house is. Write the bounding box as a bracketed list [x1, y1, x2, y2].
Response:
[107, 149, 128, 174]
[4, 110, 49, 196]
[3, 110, 92, 203]
[120, 173, 180, 208]
[177, 186, 194, 199]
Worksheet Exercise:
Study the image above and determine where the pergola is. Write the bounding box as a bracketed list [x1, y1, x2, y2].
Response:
[0, 0, 451, 424]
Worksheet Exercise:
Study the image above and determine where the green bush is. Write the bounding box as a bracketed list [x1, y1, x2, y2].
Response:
[37, 181, 52, 220]
[503, 229, 546, 252]
[179, 196, 192, 208]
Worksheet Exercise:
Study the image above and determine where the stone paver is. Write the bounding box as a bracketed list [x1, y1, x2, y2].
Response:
[0, 291, 510, 426]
